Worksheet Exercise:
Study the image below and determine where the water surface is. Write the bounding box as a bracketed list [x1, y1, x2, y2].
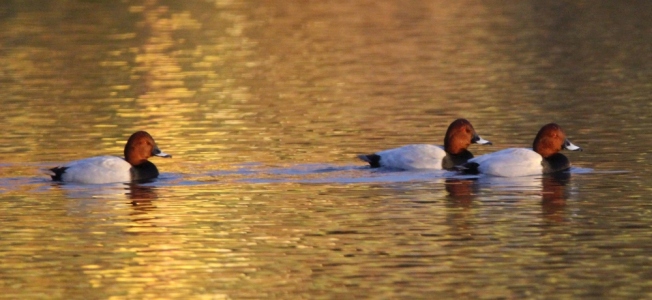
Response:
[1, 0, 652, 299]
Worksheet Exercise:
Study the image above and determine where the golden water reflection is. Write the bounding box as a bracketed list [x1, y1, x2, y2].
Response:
[1, 0, 652, 298]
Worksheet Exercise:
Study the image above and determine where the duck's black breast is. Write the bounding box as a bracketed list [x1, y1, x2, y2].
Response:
[130, 161, 160, 182]
[442, 150, 474, 170]
[542, 153, 571, 174]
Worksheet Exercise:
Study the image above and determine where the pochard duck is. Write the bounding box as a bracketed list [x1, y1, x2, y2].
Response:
[459, 123, 582, 177]
[358, 118, 492, 170]
[49, 131, 171, 184]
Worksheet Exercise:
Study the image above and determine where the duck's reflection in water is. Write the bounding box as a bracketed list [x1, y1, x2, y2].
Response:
[445, 172, 573, 223]
[126, 184, 160, 224]
[128, 183, 158, 207]
[540, 172, 571, 223]
[445, 178, 478, 208]
[52, 181, 160, 219]
[444, 178, 480, 232]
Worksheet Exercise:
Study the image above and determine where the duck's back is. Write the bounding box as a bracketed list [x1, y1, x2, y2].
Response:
[373, 144, 446, 170]
[469, 148, 543, 177]
[58, 156, 132, 184]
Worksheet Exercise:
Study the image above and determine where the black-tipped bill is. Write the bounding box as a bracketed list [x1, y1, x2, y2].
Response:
[153, 148, 172, 158]
[472, 134, 492, 145]
[564, 139, 582, 151]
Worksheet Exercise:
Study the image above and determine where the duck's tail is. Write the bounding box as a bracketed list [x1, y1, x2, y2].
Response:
[357, 154, 381, 168]
[46, 167, 68, 181]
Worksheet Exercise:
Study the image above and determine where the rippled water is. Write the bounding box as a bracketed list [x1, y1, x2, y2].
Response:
[2, 0, 652, 298]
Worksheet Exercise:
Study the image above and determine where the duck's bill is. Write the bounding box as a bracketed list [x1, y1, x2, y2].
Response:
[473, 135, 492, 145]
[153, 148, 172, 158]
[156, 151, 172, 158]
[564, 139, 582, 151]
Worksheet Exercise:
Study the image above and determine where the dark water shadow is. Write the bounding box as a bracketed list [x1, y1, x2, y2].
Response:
[4, 163, 601, 194]
[201, 163, 452, 184]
